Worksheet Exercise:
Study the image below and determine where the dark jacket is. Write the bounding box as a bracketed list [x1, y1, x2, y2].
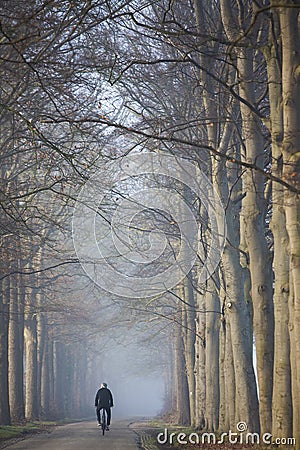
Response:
[95, 387, 114, 409]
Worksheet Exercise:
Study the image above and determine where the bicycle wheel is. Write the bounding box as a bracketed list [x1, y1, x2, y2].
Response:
[101, 409, 106, 436]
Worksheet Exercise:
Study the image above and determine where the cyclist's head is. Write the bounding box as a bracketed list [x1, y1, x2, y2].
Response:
[101, 382, 107, 388]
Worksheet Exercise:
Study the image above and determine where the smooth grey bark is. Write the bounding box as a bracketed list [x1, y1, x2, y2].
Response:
[213, 117, 259, 431]
[194, 1, 222, 430]
[74, 347, 89, 418]
[164, 337, 176, 415]
[174, 322, 190, 425]
[25, 247, 42, 420]
[53, 341, 65, 419]
[218, 279, 227, 432]
[205, 285, 220, 432]
[289, 277, 298, 449]
[277, 4, 300, 445]
[8, 274, 25, 421]
[182, 278, 196, 425]
[48, 339, 55, 419]
[40, 324, 50, 419]
[194, 292, 206, 429]
[37, 312, 47, 419]
[0, 277, 11, 425]
[222, 227, 259, 431]
[224, 320, 235, 429]
[24, 288, 39, 420]
[220, 0, 274, 433]
[264, 18, 293, 438]
[65, 347, 74, 418]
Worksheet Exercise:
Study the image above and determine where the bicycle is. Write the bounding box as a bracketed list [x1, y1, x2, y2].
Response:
[100, 408, 106, 436]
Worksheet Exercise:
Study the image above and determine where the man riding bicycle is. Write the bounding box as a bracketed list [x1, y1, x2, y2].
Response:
[95, 382, 114, 430]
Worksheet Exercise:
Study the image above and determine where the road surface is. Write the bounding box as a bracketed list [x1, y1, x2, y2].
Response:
[3, 420, 141, 450]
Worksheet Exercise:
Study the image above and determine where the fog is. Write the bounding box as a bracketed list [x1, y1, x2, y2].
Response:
[87, 305, 168, 420]
[107, 377, 164, 418]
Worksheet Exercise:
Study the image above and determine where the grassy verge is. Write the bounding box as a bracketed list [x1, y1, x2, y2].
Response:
[0, 421, 56, 445]
[0, 417, 95, 446]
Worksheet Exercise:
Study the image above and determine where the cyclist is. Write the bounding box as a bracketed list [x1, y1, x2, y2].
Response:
[95, 382, 114, 430]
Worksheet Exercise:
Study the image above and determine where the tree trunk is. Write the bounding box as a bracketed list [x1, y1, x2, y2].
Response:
[205, 285, 220, 431]
[194, 292, 206, 429]
[0, 277, 11, 425]
[53, 341, 65, 419]
[8, 274, 25, 422]
[224, 320, 235, 429]
[65, 347, 74, 418]
[278, 3, 300, 445]
[223, 241, 259, 431]
[213, 111, 259, 431]
[219, 1, 274, 433]
[40, 324, 50, 420]
[174, 322, 190, 425]
[264, 19, 293, 438]
[48, 339, 55, 419]
[24, 296, 39, 420]
[239, 59, 274, 434]
[289, 275, 298, 448]
[218, 280, 227, 432]
[37, 312, 47, 419]
[164, 337, 175, 416]
[182, 278, 196, 425]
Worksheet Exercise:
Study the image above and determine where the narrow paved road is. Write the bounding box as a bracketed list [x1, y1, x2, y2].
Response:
[3, 420, 140, 450]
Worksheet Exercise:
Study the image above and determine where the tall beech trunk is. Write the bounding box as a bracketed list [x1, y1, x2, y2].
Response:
[24, 248, 42, 420]
[24, 287, 39, 420]
[222, 229, 259, 431]
[277, 3, 300, 445]
[194, 292, 206, 429]
[265, 19, 293, 438]
[205, 285, 220, 432]
[164, 337, 176, 416]
[49, 339, 55, 419]
[220, 1, 274, 433]
[182, 278, 196, 425]
[53, 341, 65, 419]
[8, 273, 25, 421]
[74, 347, 88, 418]
[174, 322, 190, 425]
[40, 325, 50, 419]
[289, 274, 298, 448]
[213, 114, 259, 430]
[194, 0, 259, 429]
[72, 353, 81, 418]
[65, 347, 73, 418]
[37, 257, 46, 420]
[218, 281, 227, 432]
[239, 48, 274, 434]
[193, 8, 222, 429]
[37, 312, 47, 419]
[224, 320, 235, 428]
[0, 277, 11, 425]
